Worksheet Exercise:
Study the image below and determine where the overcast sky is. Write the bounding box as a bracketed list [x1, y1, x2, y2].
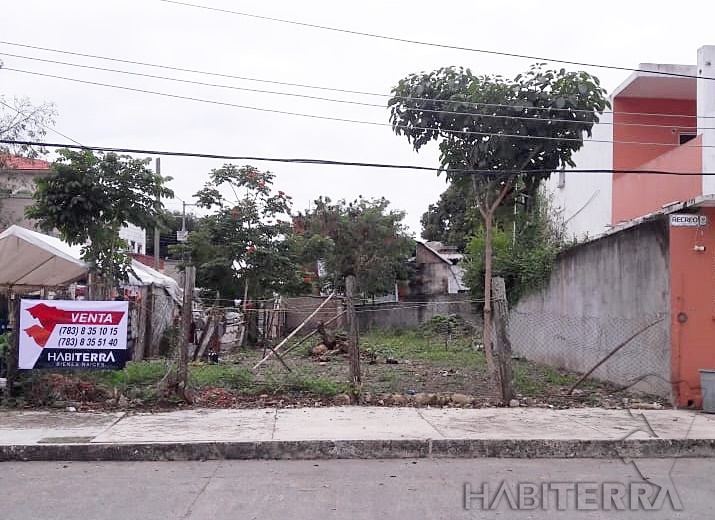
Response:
[1, 0, 713, 236]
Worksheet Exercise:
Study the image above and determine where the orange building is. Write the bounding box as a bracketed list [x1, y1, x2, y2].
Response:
[549, 45, 715, 406]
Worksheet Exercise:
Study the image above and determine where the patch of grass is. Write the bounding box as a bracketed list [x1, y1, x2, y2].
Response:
[541, 365, 578, 386]
[513, 362, 545, 396]
[286, 375, 349, 396]
[256, 368, 349, 396]
[78, 361, 169, 387]
[362, 329, 483, 368]
[513, 362, 581, 396]
[189, 364, 253, 391]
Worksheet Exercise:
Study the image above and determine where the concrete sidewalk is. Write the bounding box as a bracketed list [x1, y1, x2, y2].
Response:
[2, 407, 715, 461]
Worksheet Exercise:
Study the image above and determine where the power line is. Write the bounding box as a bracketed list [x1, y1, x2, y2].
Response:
[0, 52, 381, 110]
[0, 99, 84, 147]
[158, 0, 715, 82]
[4, 67, 715, 148]
[4, 51, 715, 131]
[2, 138, 714, 176]
[2, 40, 715, 121]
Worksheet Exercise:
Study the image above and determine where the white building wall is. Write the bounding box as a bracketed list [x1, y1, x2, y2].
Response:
[119, 223, 146, 254]
[699, 46, 715, 195]
[545, 110, 614, 242]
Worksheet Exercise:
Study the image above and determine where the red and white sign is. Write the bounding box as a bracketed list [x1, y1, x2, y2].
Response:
[19, 299, 129, 370]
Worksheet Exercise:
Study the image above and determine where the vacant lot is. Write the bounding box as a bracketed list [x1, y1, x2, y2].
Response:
[4, 325, 667, 410]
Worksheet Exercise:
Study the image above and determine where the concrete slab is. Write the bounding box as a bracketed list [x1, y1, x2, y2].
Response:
[0, 411, 124, 445]
[272, 407, 440, 441]
[417, 408, 715, 440]
[91, 408, 276, 444]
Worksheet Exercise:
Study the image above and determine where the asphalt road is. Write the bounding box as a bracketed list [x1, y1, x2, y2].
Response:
[1, 458, 712, 519]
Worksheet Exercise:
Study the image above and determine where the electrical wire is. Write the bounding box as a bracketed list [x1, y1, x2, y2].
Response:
[4, 51, 714, 131]
[4, 67, 715, 148]
[2, 41, 715, 121]
[0, 99, 84, 147]
[2, 138, 715, 176]
[157, 0, 715, 82]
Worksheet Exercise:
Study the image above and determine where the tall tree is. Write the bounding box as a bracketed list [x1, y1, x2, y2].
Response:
[295, 196, 413, 297]
[389, 64, 609, 383]
[186, 164, 307, 301]
[26, 149, 173, 293]
[296, 195, 413, 402]
[147, 208, 199, 259]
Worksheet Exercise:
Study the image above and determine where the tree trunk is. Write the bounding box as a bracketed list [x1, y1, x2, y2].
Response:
[346, 274, 361, 404]
[177, 265, 195, 403]
[482, 209, 497, 383]
[492, 276, 514, 403]
[5, 295, 19, 399]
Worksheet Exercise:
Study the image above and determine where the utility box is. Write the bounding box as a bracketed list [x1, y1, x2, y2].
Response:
[699, 369, 715, 413]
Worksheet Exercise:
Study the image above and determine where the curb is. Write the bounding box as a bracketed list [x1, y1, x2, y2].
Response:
[3, 438, 715, 461]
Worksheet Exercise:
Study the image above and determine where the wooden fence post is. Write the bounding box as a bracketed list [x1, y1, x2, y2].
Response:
[492, 276, 514, 404]
[5, 294, 19, 398]
[346, 274, 361, 404]
[177, 266, 195, 402]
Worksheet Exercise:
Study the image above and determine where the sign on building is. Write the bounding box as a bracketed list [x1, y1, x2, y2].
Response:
[19, 299, 129, 370]
[669, 214, 708, 227]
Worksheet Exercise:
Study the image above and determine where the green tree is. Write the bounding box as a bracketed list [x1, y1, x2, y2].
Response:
[464, 193, 564, 305]
[389, 64, 609, 380]
[147, 208, 199, 259]
[185, 164, 307, 301]
[26, 149, 173, 292]
[295, 196, 413, 296]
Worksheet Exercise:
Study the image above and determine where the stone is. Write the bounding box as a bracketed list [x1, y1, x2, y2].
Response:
[451, 393, 473, 406]
[414, 393, 437, 407]
[311, 343, 329, 356]
[391, 393, 408, 406]
[509, 399, 520, 408]
[334, 393, 351, 405]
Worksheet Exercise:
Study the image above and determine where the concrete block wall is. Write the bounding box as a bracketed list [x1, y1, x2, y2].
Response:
[509, 220, 672, 398]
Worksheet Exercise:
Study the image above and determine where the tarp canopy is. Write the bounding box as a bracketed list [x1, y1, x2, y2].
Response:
[128, 259, 182, 304]
[0, 225, 182, 302]
[0, 225, 87, 291]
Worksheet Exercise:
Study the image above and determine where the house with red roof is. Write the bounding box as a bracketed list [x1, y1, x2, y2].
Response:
[0, 154, 51, 230]
[1, 154, 147, 254]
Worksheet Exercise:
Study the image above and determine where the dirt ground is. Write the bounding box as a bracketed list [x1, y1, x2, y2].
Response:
[2, 326, 671, 412]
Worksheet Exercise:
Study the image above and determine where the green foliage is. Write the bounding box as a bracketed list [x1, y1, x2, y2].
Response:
[182, 164, 308, 300]
[295, 196, 414, 296]
[148, 209, 199, 258]
[464, 194, 563, 304]
[389, 64, 610, 351]
[361, 328, 478, 365]
[26, 149, 173, 284]
[420, 181, 477, 250]
[189, 364, 253, 390]
[419, 314, 475, 337]
[0, 333, 8, 376]
[389, 64, 610, 178]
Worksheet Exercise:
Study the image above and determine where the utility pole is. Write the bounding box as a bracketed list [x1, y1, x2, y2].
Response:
[154, 157, 161, 271]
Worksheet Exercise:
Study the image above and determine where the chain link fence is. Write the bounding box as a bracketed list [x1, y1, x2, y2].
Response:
[507, 310, 671, 399]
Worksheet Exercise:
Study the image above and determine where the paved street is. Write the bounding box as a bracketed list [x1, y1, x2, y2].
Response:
[1, 458, 711, 519]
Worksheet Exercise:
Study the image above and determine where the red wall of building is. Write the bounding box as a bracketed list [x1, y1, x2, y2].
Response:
[612, 97, 700, 224]
[669, 207, 715, 406]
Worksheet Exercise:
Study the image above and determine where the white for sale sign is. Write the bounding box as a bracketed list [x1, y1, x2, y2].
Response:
[19, 299, 129, 370]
